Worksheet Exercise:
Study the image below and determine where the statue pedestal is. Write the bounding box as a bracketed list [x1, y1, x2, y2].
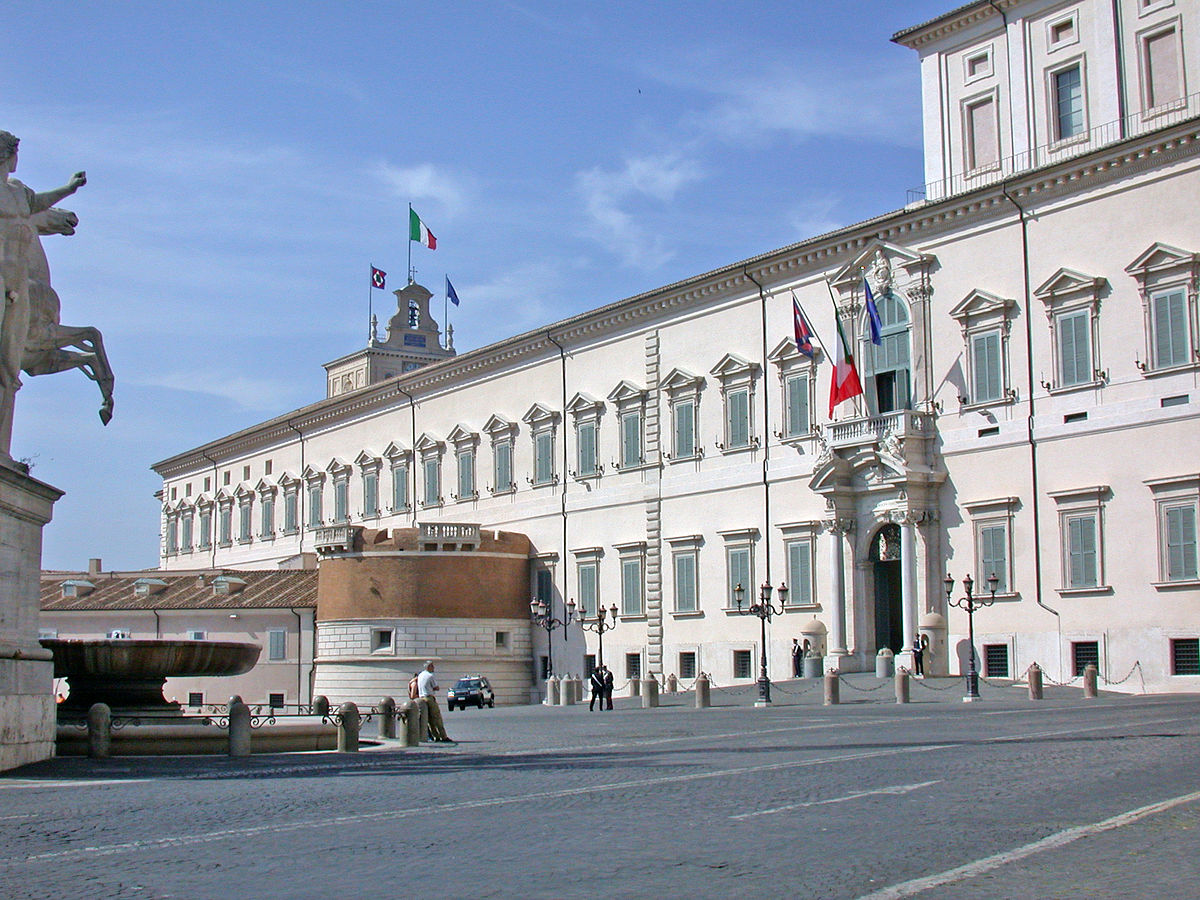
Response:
[0, 465, 62, 771]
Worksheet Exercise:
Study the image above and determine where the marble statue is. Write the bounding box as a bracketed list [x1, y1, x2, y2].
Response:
[0, 130, 110, 460]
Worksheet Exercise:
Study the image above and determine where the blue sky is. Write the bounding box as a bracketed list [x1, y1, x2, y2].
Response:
[8, 0, 952, 570]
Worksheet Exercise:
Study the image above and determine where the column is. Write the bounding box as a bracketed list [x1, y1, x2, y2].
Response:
[826, 519, 852, 666]
[896, 512, 918, 672]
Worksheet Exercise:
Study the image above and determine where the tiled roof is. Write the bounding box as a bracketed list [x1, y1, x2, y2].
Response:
[40, 570, 317, 612]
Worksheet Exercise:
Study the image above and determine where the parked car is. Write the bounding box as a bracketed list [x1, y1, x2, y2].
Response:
[446, 675, 495, 710]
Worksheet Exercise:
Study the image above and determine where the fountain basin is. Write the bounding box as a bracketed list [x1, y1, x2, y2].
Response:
[41, 638, 261, 712]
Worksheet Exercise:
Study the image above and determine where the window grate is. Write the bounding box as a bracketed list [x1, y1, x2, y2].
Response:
[984, 644, 1009, 678]
[733, 649, 753, 679]
[1172, 639, 1200, 676]
[625, 652, 642, 680]
[1072, 641, 1099, 676]
[679, 652, 696, 680]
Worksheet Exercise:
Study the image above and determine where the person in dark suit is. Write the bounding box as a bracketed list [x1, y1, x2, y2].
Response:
[791, 638, 802, 677]
[603, 666, 614, 710]
[589, 667, 606, 711]
[911, 634, 925, 677]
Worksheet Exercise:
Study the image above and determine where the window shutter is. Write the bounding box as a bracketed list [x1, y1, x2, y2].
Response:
[729, 390, 749, 447]
[787, 375, 809, 436]
[674, 553, 697, 612]
[621, 558, 643, 615]
[675, 401, 694, 457]
[578, 422, 596, 475]
[1167, 506, 1198, 580]
[788, 541, 811, 604]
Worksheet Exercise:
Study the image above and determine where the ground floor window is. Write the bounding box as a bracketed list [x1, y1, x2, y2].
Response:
[1072, 640, 1099, 676]
[585, 654, 597, 677]
[984, 644, 1009, 678]
[733, 649, 753, 679]
[187, 692, 204, 707]
[268, 693, 285, 708]
[540, 656, 550, 680]
[626, 652, 642, 680]
[1171, 638, 1200, 676]
[679, 651, 696, 680]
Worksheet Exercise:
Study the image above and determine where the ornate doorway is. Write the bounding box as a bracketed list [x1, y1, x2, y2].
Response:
[870, 523, 904, 653]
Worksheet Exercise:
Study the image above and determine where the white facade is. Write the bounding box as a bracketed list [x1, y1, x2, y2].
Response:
[154, 0, 1200, 693]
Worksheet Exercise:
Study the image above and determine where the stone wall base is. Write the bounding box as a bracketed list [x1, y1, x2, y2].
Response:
[0, 656, 56, 771]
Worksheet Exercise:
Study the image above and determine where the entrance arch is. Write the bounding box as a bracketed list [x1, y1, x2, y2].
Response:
[869, 523, 904, 653]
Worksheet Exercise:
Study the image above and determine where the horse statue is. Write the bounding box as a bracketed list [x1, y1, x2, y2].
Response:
[24, 207, 114, 424]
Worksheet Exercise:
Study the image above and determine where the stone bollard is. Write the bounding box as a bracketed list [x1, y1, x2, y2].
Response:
[228, 695, 251, 758]
[666, 674, 678, 694]
[545, 676, 560, 706]
[402, 699, 422, 746]
[87, 702, 112, 759]
[1028, 663, 1044, 701]
[572, 676, 584, 703]
[694, 673, 711, 709]
[803, 653, 823, 679]
[641, 676, 659, 708]
[823, 669, 840, 706]
[337, 701, 361, 752]
[417, 696, 430, 740]
[630, 678, 641, 698]
[378, 696, 396, 739]
[560, 677, 576, 706]
[876, 648, 894, 678]
[313, 695, 330, 718]
[394, 700, 411, 747]
[1083, 663, 1099, 699]
[895, 668, 910, 704]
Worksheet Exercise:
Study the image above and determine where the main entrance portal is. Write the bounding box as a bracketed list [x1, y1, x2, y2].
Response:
[870, 523, 904, 653]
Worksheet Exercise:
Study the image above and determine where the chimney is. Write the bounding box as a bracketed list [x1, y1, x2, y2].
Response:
[87, 558, 102, 576]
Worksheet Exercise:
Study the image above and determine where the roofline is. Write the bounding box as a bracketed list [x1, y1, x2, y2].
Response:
[892, 0, 1014, 50]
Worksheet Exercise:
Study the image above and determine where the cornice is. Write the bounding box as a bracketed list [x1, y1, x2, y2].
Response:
[892, 0, 1013, 50]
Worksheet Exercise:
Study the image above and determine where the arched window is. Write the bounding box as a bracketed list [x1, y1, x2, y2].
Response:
[863, 291, 912, 414]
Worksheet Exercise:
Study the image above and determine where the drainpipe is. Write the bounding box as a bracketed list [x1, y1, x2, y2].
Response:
[1001, 182, 1063, 679]
[286, 418, 305, 557]
[152, 609, 161, 639]
[397, 385, 417, 529]
[987, 2, 1017, 167]
[546, 330, 570, 677]
[202, 451, 219, 569]
[291, 607, 304, 704]
[743, 268, 774, 589]
[1111, 0, 1127, 138]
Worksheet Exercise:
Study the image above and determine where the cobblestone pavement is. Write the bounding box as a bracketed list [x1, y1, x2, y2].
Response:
[3, 677, 1200, 899]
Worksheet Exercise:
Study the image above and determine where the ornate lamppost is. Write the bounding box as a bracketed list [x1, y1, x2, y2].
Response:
[530, 595, 575, 677]
[577, 602, 618, 669]
[733, 580, 789, 706]
[944, 572, 998, 701]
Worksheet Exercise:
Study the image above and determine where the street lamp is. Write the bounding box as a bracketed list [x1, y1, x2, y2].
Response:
[733, 580, 789, 705]
[577, 602, 618, 669]
[529, 595, 576, 677]
[944, 572, 998, 701]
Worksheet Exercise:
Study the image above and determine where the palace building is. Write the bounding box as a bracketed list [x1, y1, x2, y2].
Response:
[151, 0, 1200, 697]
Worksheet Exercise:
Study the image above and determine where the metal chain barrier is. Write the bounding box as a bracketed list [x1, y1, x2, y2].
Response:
[910, 675, 966, 691]
[768, 679, 822, 696]
[837, 675, 893, 693]
[1100, 660, 1144, 688]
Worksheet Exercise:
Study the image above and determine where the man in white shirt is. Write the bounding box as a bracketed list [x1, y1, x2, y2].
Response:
[417, 660, 452, 742]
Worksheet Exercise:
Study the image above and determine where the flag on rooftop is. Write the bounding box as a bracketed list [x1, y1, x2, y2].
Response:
[410, 208, 436, 250]
[370, 266, 386, 289]
[864, 277, 883, 346]
[792, 296, 815, 360]
[446, 276, 461, 307]
[828, 311, 864, 417]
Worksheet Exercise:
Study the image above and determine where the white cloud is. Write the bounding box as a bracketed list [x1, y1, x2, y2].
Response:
[575, 154, 705, 269]
[372, 162, 472, 218]
[128, 370, 304, 413]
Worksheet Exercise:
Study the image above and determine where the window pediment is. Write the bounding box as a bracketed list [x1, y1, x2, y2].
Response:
[566, 393, 604, 417]
[354, 450, 381, 469]
[233, 483, 255, 500]
[710, 353, 759, 383]
[483, 414, 517, 438]
[949, 289, 1015, 323]
[1125, 242, 1199, 284]
[830, 242, 933, 293]
[414, 432, 445, 454]
[447, 424, 479, 448]
[326, 458, 351, 476]
[382, 441, 410, 461]
[522, 402, 560, 427]
[277, 473, 299, 489]
[662, 368, 705, 394]
[1034, 268, 1107, 308]
[607, 380, 647, 407]
[768, 337, 820, 368]
[254, 478, 277, 496]
[301, 465, 325, 483]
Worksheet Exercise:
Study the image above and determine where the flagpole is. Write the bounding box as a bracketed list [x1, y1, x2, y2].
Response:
[407, 203, 413, 284]
[793, 290, 829, 356]
[825, 278, 866, 420]
[443, 274, 448, 335]
[368, 270, 373, 345]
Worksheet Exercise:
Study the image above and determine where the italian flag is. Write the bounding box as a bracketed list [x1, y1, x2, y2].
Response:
[409, 208, 436, 249]
[828, 312, 864, 418]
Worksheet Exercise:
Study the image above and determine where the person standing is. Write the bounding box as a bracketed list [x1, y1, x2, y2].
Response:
[417, 660, 452, 742]
[589, 666, 605, 711]
[603, 666, 614, 710]
[911, 635, 925, 677]
[791, 638, 802, 678]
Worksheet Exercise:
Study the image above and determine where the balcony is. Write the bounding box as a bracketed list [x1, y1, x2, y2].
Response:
[314, 525, 356, 555]
[826, 410, 933, 452]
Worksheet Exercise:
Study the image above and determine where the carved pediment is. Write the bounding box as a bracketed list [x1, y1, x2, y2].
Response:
[522, 402, 560, 426]
[325, 457, 351, 475]
[948, 289, 1015, 322]
[301, 465, 324, 482]
[661, 367, 705, 393]
[354, 450, 381, 468]
[830, 241, 933, 293]
[382, 441, 410, 460]
[483, 414, 517, 437]
[710, 353, 758, 381]
[277, 473, 299, 489]
[607, 380, 647, 405]
[254, 477, 277, 495]
[1033, 268, 1107, 303]
[768, 336, 821, 365]
[566, 393, 604, 415]
[446, 424, 479, 447]
[414, 432, 445, 453]
[1124, 242, 1199, 284]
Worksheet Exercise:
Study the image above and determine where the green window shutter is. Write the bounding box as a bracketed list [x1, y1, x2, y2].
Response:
[621, 558, 643, 615]
[728, 390, 749, 448]
[674, 400, 694, 457]
[786, 375, 809, 437]
[674, 552, 697, 612]
[787, 541, 811, 605]
[577, 422, 596, 476]
[1167, 505, 1198, 581]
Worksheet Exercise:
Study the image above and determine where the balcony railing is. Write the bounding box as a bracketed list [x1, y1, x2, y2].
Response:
[419, 522, 480, 542]
[908, 91, 1200, 205]
[826, 409, 932, 450]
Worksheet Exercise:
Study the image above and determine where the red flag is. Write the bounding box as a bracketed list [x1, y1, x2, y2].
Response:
[792, 297, 815, 359]
[828, 313, 864, 417]
[370, 266, 386, 289]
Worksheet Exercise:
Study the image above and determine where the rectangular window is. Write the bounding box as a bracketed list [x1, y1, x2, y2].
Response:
[585, 654, 597, 677]
[625, 652, 642, 680]
[679, 651, 697, 680]
[268, 693, 285, 709]
[372, 628, 394, 652]
[971, 330, 1002, 403]
[283, 492, 297, 533]
[620, 411, 642, 468]
[363, 471, 378, 515]
[785, 373, 810, 438]
[534, 432, 554, 484]
[674, 399, 696, 458]
[1145, 28, 1182, 110]
[1066, 513, 1099, 587]
[423, 458, 440, 506]
[727, 389, 750, 449]
[219, 505, 232, 544]
[984, 644, 1010, 678]
[166, 517, 178, 554]
[189, 630, 206, 641]
[726, 546, 751, 607]
[621, 556, 644, 616]
[1152, 288, 1188, 369]
[333, 479, 349, 523]
[268, 629, 287, 661]
[577, 562, 598, 617]
[1165, 504, 1199, 581]
[1057, 309, 1091, 386]
[307, 485, 322, 527]
[238, 503, 252, 541]
[199, 510, 212, 549]
[180, 514, 193, 552]
[733, 649, 753, 680]
[494, 442, 512, 491]
[392, 464, 409, 510]
[786, 540, 813, 606]
[457, 450, 475, 498]
[979, 524, 1008, 593]
[535, 568, 552, 605]
[188, 692, 204, 708]
[1072, 640, 1099, 676]
[1171, 638, 1200, 676]
[673, 551, 698, 613]
[576, 421, 597, 476]
[540, 656, 551, 680]
[260, 496, 274, 537]
[495, 631, 510, 649]
[966, 96, 999, 169]
[1054, 65, 1084, 139]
